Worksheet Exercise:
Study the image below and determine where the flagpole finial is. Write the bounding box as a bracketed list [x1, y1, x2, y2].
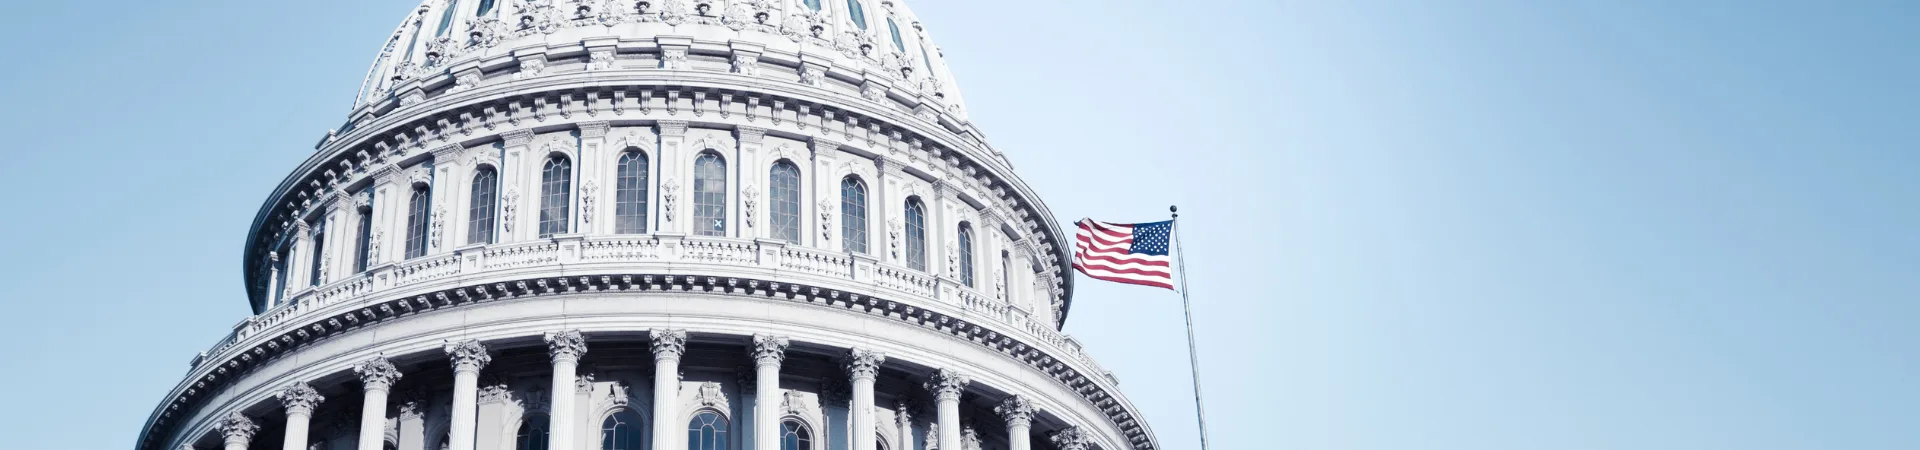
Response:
[1170, 205, 1178, 219]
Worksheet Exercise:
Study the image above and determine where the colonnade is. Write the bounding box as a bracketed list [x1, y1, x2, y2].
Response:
[205, 330, 1097, 450]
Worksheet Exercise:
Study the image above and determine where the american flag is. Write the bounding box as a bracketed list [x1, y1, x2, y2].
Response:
[1072, 219, 1176, 290]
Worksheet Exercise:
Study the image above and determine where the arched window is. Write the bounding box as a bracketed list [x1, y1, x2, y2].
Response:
[539, 156, 573, 237]
[687, 410, 729, 450]
[476, 0, 496, 17]
[308, 221, 326, 285]
[615, 151, 650, 234]
[846, 0, 867, 30]
[803, 0, 822, 12]
[958, 222, 975, 287]
[406, 185, 432, 259]
[840, 176, 868, 254]
[355, 201, 375, 273]
[769, 160, 803, 243]
[779, 419, 812, 450]
[601, 409, 643, 450]
[905, 198, 927, 271]
[693, 152, 728, 237]
[435, 1, 459, 36]
[887, 19, 904, 52]
[468, 167, 498, 245]
[272, 241, 291, 304]
[516, 413, 551, 450]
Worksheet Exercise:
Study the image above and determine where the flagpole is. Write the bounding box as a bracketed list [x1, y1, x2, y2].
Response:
[1170, 205, 1212, 450]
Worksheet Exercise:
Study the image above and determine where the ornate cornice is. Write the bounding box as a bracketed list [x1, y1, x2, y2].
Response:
[445, 339, 491, 373]
[546, 329, 588, 362]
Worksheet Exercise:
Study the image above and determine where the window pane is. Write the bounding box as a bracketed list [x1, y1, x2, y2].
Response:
[687, 411, 729, 450]
[888, 19, 904, 52]
[540, 157, 573, 237]
[959, 224, 974, 287]
[693, 153, 728, 237]
[356, 206, 374, 272]
[602, 410, 643, 450]
[616, 152, 650, 234]
[841, 177, 868, 253]
[846, 0, 867, 30]
[770, 161, 802, 243]
[780, 420, 812, 450]
[309, 224, 325, 285]
[469, 168, 498, 245]
[906, 199, 926, 271]
[517, 414, 550, 450]
[476, 0, 495, 16]
[406, 186, 432, 259]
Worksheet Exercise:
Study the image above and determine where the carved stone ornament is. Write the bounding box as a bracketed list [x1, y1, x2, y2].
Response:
[430, 207, 446, 250]
[741, 184, 758, 227]
[995, 396, 1034, 427]
[751, 334, 788, 366]
[353, 191, 373, 209]
[962, 424, 983, 450]
[354, 357, 403, 391]
[661, 178, 680, 223]
[366, 230, 383, 266]
[662, 47, 690, 70]
[608, 380, 632, 407]
[277, 382, 326, 415]
[695, 381, 729, 410]
[479, 384, 513, 404]
[576, 372, 597, 394]
[545, 329, 588, 362]
[818, 198, 836, 242]
[503, 188, 520, 232]
[581, 178, 599, 223]
[887, 217, 903, 260]
[924, 427, 940, 450]
[651, 329, 688, 359]
[731, 54, 759, 76]
[846, 348, 886, 380]
[778, 11, 810, 42]
[861, 82, 886, 102]
[780, 390, 815, 416]
[945, 240, 959, 278]
[217, 413, 259, 444]
[515, 57, 548, 80]
[588, 49, 616, 71]
[1049, 427, 1091, 450]
[445, 339, 492, 373]
[316, 254, 331, 285]
[924, 368, 970, 402]
[659, 0, 690, 26]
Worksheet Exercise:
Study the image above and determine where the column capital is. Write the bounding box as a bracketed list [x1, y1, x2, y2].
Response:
[995, 396, 1035, 428]
[751, 334, 788, 367]
[276, 382, 325, 416]
[846, 348, 886, 381]
[546, 329, 588, 362]
[445, 339, 492, 373]
[923, 368, 970, 402]
[354, 356, 403, 391]
[217, 412, 258, 445]
[651, 329, 688, 360]
[1048, 427, 1090, 450]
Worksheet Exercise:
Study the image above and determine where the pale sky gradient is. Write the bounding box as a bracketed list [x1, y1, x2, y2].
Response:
[1, 1, 1916, 449]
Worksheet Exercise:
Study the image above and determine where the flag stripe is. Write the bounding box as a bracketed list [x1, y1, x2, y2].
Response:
[1072, 218, 1177, 291]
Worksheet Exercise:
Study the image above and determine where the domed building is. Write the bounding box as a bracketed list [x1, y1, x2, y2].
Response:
[135, 2, 1159, 450]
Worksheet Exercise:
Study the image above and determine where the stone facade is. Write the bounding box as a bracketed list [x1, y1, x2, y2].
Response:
[137, 1, 1153, 450]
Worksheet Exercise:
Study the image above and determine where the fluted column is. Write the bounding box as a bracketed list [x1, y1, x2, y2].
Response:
[995, 396, 1035, 450]
[924, 369, 970, 450]
[751, 335, 789, 450]
[847, 349, 886, 450]
[1049, 427, 1090, 450]
[446, 340, 493, 450]
[354, 357, 403, 450]
[651, 330, 688, 450]
[277, 382, 325, 450]
[218, 413, 258, 450]
[546, 330, 588, 450]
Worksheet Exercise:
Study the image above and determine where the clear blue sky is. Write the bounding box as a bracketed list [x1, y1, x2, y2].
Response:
[1, 0, 1915, 449]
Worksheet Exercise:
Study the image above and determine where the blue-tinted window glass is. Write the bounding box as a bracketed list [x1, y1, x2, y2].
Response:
[958, 223, 975, 287]
[840, 176, 868, 254]
[468, 167, 498, 244]
[540, 156, 573, 237]
[693, 152, 728, 237]
[406, 185, 432, 259]
[516, 413, 550, 450]
[804, 0, 821, 11]
[906, 198, 926, 271]
[846, 0, 867, 30]
[601, 410, 643, 450]
[769, 161, 802, 243]
[616, 151, 650, 234]
[476, 0, 495, 16]
[687, 411, 729, 450]
[436, 2, 459, 36]
[779, 420, 812, 450]
[308, 222, 325, 285]
[888, 19, 904, 52]
[356, 205, 374, 272]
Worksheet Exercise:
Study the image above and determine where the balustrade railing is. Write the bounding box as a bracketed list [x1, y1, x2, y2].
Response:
[874, 265, 937, 298]
[394, 254, 461, 285]
[483, 241, 560, 270]
[680, 238, 757, 265]
[582, 236, 663, 261]
[779, 246, 854, 279]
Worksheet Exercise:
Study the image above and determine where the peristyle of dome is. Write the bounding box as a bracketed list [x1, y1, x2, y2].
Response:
[136, 1, 1158, 450]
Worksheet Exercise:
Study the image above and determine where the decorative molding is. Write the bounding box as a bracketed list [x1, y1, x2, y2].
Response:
[277, 382, 325, 415]
[445, 339, 492, 373]
[924, 368, 969, 402]
[1050, 427, 1091, 450]
[354, 356, 403, 391]
[694, 381, 729, 411]
[995, 396, 1034, 428]
[751, 334, 788, 366]
[217, 413, 258, 444]
[651, 329, 688, 359]
[846, 348, 886, 381]
[546, 329, 588, 362]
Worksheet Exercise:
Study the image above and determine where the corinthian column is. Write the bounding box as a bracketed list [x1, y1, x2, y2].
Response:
[924, 369, 970, 450]
[847, 348, 886, 450]
[894, 400, 916, 450]
[751, 335, 788, 450]
[354, 357, 403, 450]
[651, 330, 688, 450]
[445, 340, 492, 450]
[218, 413, 258, 450]
[277, 382, 325, 450]
[1049, 427, 1090, 450]
[546, 330, 587, 450]
[995, 396, 1035, 450]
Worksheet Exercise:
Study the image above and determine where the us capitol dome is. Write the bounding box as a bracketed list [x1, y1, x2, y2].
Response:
[135, 2, 1160, 450]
